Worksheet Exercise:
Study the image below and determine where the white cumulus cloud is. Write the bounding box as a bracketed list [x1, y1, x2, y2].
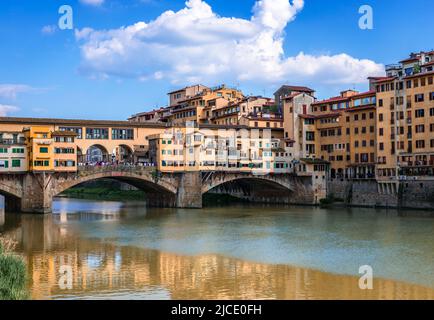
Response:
[0, 84, 33, 99]
[0, 104, 19, 116]
[75, 0, 384, 87]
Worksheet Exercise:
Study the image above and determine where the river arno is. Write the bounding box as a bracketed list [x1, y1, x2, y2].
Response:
[0, 198, 433, 300]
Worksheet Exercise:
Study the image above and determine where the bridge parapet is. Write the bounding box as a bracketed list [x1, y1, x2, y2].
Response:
[77, 165, 156, 175]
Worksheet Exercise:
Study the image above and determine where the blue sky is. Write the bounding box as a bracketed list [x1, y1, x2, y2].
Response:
[0, 0, 433, 120]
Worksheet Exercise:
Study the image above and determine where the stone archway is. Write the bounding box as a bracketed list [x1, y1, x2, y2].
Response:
[85, 144, 110, 164]
[114, 145, 134, 164]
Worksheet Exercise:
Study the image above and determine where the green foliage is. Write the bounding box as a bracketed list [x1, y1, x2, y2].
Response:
[0, 238, 29, 300]
[62, 187, 147, 201]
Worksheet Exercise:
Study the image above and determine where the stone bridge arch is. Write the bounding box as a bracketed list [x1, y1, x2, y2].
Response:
[51, 169, 179, 208]
[201, 172, 313, 205]
[201, 173, 294, 194]
[0, 175, 24, 212]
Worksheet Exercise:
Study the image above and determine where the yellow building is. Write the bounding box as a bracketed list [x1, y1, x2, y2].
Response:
[374, 50, 434, 180]
[211, 96, 275, 126]
[148, 125, 291, 174]
[169, 85, 245, 125]
[24, 126, 54, 171]
[52, 131, 78, 172]
[289, 89, 377, 180]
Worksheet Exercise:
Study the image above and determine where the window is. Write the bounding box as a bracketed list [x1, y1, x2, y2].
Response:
[416, 140, 425, 149]
[378, 99, 383, 107]
[55, 160, 76, 167]
[416, 125, 425, 133]
[430, 92, 434, 101]
[59, 127, 82, 139]
[12, 148, 24, 153]
[112, 129, 134, 140]
[34, 161, 50, 167]
[306, 131, 315, 141]
[86, 128, 109, 139]
[0, 160, 9, 168]
[379, 114, 383, 122]
[0, 148, 7, 153]
[415, 109, 425, 118]
[12, 159, 21, 168]
[379, 128, 384, 136]
[54, 148, 75, 154]
[415, 94, 424, 102]
[40, 147, 48, 153]
[379, 143, 384, 151]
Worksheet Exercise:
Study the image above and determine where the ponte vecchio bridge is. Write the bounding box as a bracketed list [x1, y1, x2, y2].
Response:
[0, 165, 313, 213]
[0, 117, 319, 213]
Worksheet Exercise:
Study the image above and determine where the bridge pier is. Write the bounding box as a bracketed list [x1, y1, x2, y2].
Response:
[21, 173, 54, 214]
[176, 172, 202, 209]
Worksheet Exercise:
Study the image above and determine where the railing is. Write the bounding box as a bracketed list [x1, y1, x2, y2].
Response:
[0, 139, 26, 145]
[385, 64, 402, 71]
[77, 164, 156, 174]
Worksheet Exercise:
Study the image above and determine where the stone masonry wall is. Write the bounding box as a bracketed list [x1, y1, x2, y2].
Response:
[328, 179, 434, 209]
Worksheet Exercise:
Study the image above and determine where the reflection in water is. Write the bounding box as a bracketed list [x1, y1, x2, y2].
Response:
[0, 195, 4, 228]
[0, 209, 4, 228]
[1, 199, 433, 300]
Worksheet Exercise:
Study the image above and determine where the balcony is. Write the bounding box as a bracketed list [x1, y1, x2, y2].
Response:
[0, 138, 26, 145]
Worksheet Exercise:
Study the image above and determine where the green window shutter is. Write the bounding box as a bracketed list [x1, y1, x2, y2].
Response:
[44, 160, 49, 166]
[40, 147, 48, 153]
[5, 160, 8, 168]
[12, 159, 21, 167]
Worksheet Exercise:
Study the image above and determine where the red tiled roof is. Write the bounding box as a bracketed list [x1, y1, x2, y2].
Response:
[312, 96, 349, 105]
[371, 76, 396, 83]
[275, 85, 315, 95]
[350, 90, 376, 98]
[400, 57, 420, 64]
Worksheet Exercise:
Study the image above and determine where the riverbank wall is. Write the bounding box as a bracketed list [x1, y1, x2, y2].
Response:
[328, 179, 434, 209]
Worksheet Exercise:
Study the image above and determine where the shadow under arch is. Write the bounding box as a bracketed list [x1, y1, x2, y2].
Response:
[0, 189, 22, 213]
[204, 177, 293, 205]
[54, 172, 177, 208]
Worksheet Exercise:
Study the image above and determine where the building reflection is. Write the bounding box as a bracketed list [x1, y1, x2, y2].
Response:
[2, 213, 433, 300]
